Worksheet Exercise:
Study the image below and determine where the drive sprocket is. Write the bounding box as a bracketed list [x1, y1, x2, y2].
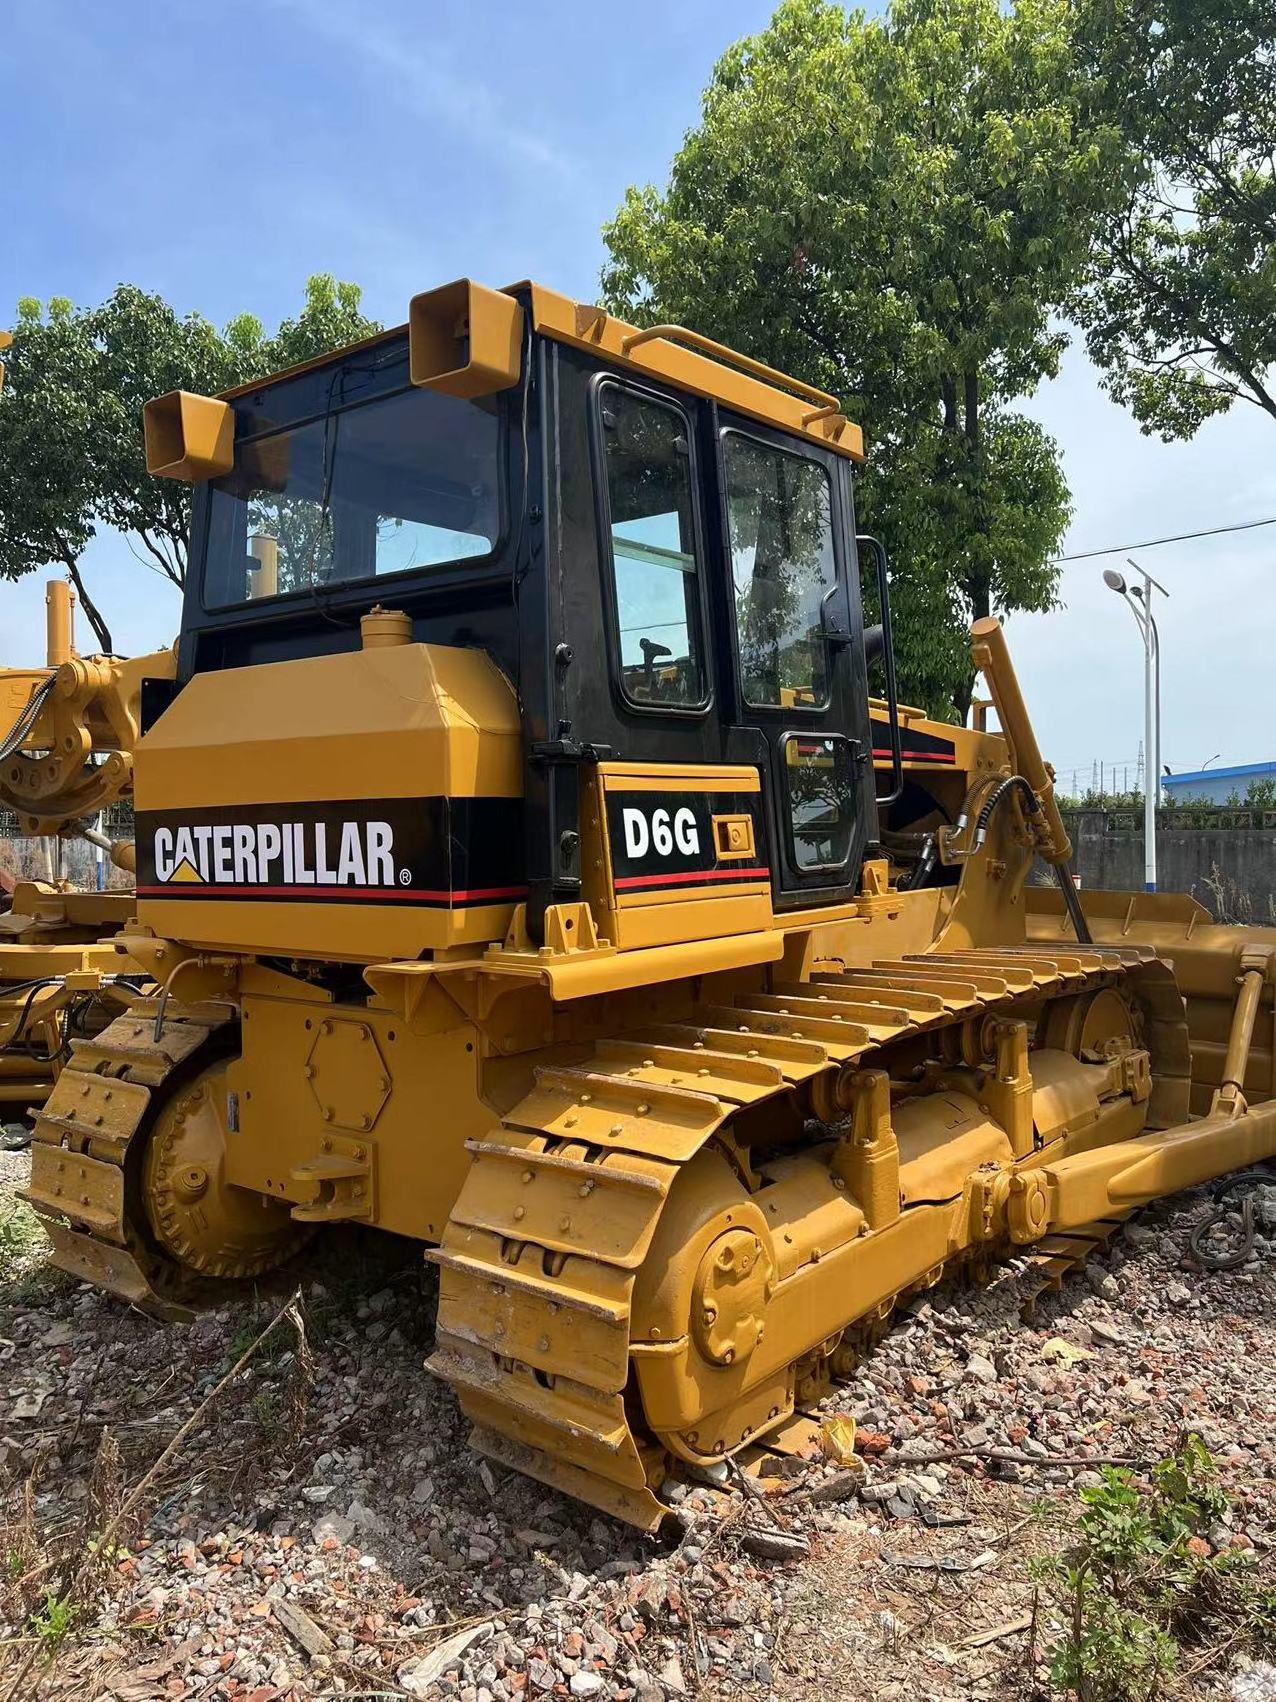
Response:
[141, 1057, 311, 1280]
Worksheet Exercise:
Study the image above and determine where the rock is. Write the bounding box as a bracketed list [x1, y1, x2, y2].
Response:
[964, 1354, 998, 1386]
[346, 1500, 385, 1535]
[805, 1468, 865, 1505]
[273, 1596, 333, 1658]
[1166, 1280, 1193, 1305]
[1086, 1268, 1121, 1301]
[658, 1653, 688, 1694]
[312, 1512, 354, 1546]
[1231, 1661, 1276, 1702]
[400, 1621, 495, 1696]
[1089, 1318, 1129, 1347]
[569, 1674, 603, 1697]
[757, 1455, 808, 1479]
[861, 1481, 903, 1505]
[527, 1655, 557, 1691]
[633, 1577, 666, 1621]
[741, 1527, 811, 1561]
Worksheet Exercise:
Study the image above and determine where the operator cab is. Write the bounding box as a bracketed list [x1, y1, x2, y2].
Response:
[150, 280, 901, 952]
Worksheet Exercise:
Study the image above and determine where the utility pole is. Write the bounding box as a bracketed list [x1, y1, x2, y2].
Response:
[1103, 563, 1169, 891]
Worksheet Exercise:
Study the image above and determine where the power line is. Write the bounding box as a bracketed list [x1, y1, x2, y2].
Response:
[1053, 513, 1276, 563]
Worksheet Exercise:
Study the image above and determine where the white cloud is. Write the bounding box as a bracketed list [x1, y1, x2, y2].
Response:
[267, 0, 574, 179]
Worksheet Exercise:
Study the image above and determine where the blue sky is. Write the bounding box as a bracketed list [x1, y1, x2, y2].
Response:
[3, 0, 1274, 779]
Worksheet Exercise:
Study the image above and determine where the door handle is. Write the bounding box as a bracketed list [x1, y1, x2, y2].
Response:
[820, 584, 853, 645]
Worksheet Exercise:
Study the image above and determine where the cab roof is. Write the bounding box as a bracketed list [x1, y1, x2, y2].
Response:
[220, 278, 865, 463]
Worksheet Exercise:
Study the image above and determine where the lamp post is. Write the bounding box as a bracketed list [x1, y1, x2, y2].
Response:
[1103, 561, 1168, 892]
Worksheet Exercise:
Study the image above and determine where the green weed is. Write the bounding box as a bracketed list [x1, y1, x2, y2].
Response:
[0, 1195, 46, 1271]
[1032, 1434, 1274, 1700]
[29, 1590, 76, 1651]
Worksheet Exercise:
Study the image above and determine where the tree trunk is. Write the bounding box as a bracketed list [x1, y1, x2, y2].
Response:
[952, 671, 976, 724]
[956, 368, 987, 725]
[55, 546, 114, 654]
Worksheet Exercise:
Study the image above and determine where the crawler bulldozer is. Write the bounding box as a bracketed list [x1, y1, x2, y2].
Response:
[0, 583, 162, 1107]
[5, 278, 1276, 1529]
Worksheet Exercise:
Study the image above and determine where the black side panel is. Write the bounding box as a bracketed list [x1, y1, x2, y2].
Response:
[135, 795, 524, 907]
[520, 337, 583, 937]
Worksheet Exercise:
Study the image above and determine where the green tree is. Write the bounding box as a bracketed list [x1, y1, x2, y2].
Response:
[0, 297, 114, 648]
[0, 275, 379, 651]
[1077, 0, 1276, 438]
[602, 0, 1128, 718]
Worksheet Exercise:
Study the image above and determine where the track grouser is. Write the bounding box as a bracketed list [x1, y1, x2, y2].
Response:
[3, 278, 1275, 1528]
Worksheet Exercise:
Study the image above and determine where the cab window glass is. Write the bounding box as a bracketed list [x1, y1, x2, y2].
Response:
[602, 388, 706, 708]
[784, 735, 856, 872]
[724, 435, 834, 709]
[205, 384, 501, 606]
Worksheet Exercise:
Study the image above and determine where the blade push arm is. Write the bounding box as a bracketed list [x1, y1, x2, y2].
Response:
[0, 581, 175, 844]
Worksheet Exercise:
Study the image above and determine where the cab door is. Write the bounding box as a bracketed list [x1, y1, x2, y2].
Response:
[712, 414, 875, 908]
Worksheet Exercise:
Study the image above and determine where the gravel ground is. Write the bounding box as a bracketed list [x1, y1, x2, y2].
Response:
[1, 1137, 1274, 1702]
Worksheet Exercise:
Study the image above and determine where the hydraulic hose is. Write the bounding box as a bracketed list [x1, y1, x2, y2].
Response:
[0, 676, 55, 766]
[1053, 864, 1094, 947]
[971, 775, 1041, 850]
[2, 977, 65, 1060]
[1188, 1170, 1276, 1271]
[904, 834, 939, 891]
[959, 772, 1092, 943]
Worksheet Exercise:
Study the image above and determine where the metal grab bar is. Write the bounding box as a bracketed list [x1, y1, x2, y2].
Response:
[620, 323, 842, 416]
[857, 534, 904, 808]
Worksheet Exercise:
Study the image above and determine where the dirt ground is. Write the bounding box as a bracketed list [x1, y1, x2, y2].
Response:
[2, 1138, 1275, 1702]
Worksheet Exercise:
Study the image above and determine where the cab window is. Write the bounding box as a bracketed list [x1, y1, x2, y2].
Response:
[600, 386, 707, 709]
[205, 380, 502, 607]
[724, 434, 835, 709]
[783, 734, 857, 872]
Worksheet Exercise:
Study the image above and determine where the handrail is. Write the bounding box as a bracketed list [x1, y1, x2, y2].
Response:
[620, 323, 842, 415]
[857, 534, 903, 809]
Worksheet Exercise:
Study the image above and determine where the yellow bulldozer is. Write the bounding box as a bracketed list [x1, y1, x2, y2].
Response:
[0, 582, 162, 1109]
[3, 278, 1274, 1531]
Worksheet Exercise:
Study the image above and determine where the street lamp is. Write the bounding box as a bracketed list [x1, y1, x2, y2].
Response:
[1102, 562, 1169, 892]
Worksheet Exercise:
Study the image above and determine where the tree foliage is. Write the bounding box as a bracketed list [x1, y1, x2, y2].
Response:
[602, 0, 1130, 717]
[1077, 0, 1276, 438]
[0, 276, 379, 650]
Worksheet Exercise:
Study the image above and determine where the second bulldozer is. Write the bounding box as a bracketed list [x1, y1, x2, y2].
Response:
[12, 277, 1276, 1529]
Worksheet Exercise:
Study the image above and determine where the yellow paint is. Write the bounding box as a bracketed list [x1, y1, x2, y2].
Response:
[143, 390, 235, 481]
[12, 319, 1276, 1548]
